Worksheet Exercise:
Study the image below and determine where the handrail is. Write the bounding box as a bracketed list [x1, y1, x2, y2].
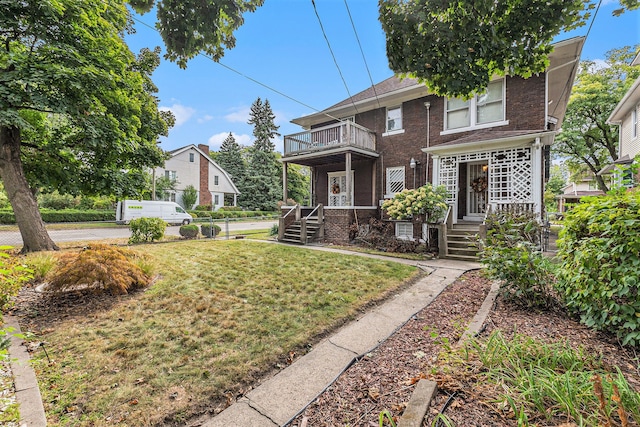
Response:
[305, 204, 321, 220]
[282, 204, 298, 219]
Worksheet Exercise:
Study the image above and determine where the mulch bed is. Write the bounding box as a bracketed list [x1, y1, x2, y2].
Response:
[290, 270, 491, 426]
[289, 270, 640, 427]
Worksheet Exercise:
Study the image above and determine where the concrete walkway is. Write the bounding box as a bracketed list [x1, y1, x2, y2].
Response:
[202, 248, 480, 427]
[7, 243, 480, 427]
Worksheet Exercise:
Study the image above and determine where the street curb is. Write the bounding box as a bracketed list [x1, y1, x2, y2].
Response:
[5, 315, 47, 426]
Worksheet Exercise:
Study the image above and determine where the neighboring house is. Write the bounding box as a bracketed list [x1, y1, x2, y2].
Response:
[557, 175, 605, 213]
[602, 51, 640, 187]
[154, 144, 239, 210]
[279, 37, 584, 257]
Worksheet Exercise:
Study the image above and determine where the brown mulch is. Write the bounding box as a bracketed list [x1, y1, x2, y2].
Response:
[290, 270, 492, 426]
[290, 270, 640, 427]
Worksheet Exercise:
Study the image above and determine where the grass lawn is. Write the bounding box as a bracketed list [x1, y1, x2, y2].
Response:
[28, 240, 418, 426]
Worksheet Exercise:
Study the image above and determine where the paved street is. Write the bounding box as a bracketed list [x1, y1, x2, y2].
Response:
[0, 220, 277, 247]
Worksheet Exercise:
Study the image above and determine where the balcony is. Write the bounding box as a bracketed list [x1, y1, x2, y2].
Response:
[284, 121, 376, 159]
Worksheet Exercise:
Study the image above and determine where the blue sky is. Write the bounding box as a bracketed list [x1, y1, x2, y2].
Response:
[125, 0, 640, 154]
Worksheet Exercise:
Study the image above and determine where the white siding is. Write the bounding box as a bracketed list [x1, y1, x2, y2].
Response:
[620, 104, 640, 159]
[155, 147, 201, 192]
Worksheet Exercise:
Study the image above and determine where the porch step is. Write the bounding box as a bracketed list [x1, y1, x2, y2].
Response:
[444, 223, 481, 261]
[280, 220, 322, 245]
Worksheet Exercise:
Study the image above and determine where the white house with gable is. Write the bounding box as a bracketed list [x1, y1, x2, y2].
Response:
[154, 144, 239, 210]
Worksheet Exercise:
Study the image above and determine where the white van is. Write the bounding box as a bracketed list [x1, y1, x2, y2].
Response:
[116, 200, 193, 225]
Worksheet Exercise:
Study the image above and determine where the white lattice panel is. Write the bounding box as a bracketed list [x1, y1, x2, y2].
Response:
[489, 148, 532, 202]
[438, 156, 458, 204]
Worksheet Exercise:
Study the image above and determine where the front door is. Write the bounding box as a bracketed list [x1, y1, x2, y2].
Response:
[467, 163, 488, 218]
[328, 172, 354, 207]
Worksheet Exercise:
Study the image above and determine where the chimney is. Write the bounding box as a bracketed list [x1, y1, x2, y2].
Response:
[197, 144, 212, 207]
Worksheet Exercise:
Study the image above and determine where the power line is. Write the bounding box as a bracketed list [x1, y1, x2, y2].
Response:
[311, 0, 360, 115]
[550, 0, 601, 119]
[344, 0, 381, 109]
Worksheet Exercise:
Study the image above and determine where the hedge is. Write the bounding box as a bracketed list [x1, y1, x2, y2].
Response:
[0, 209, 115, 224]
[187, 210, 277, 219]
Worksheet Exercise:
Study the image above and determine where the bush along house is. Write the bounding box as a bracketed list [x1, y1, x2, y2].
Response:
[279, 37, 584, 260]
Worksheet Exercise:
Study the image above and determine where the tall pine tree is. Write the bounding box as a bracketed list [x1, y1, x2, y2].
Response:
[216, 133, 247, 184]
[241, 98, 282, 210]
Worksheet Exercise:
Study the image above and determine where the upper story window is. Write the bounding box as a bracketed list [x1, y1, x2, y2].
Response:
[444, 79, 506, 133]
[189, 152, 195, 162]
[386, 106, 403, 133]
[214, 175, 219, 186]
[632, 108, 638, 139]
[165, 170, 177, 181]
[386, 166, 405, 196]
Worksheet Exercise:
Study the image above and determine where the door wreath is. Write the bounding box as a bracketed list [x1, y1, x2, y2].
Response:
[331, 183, 341, 194]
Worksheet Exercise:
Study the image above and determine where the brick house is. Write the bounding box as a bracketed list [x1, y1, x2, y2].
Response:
[279, 37, 584, 256]
[154, 144, 239, 210]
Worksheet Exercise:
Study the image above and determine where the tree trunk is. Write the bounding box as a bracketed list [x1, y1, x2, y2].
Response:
[0, 125, 59, 253]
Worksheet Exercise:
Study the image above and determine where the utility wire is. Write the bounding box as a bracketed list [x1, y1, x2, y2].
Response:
[311, 0, 360, 115]
[550, 0, 602, 119]
[344, 0, 381, 109]
[125, 8, 347, 125]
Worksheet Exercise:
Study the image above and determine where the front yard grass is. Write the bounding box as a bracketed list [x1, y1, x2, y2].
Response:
[28, 240, 418, 426]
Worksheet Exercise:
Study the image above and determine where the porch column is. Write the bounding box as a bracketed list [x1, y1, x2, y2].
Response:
[233, 193, 237, 207]
[431, 155, 440, 185]
[532, 138, 543, 216]
[345, 152, 352, 206]
[282, 161, 288, 203]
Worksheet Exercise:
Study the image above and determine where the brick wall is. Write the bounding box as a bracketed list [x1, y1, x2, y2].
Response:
[197, 144, 212, 206]
[323, 208, 378, 243]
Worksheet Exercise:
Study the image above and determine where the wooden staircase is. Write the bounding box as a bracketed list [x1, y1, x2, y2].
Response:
[278, 205, 324, 245]
[280, 217, 322, 244]
[443, 222, 481, 261]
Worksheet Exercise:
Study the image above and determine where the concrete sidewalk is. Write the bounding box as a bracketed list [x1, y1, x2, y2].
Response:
[202, 253, 480, 427]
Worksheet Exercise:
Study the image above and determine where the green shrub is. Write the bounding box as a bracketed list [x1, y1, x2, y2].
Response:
[129, 217, 167, 244]
[38, 191, 79, 210]
[200, 224, 221, 238]
[556, 189, 640, 346]
[179, 224, 199, 239]
[0, 246, 32, 311]
[188, 210, 213, 218]
[195, 205, 212, 211]
[181, 185, 198, 210]
[480, 209, 556, 308]
[218, 206, 242, 212]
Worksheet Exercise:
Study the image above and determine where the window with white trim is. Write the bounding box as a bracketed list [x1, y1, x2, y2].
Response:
[214, 175, 219, 185]
[445, 79, 505, 131]
[165, 170, 177, 181]
[386, 106, 402, 132]
[395, 222, 413, 240]
[633, 108, 638, 139]
[189, 153, 195, 162]
[214, 194, 220, 205]
[386, 166, 405, 196]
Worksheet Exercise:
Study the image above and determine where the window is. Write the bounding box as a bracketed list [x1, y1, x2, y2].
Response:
[395, 222, 413, 240]
[633, 108, 638, 139]
[214, 195, 220, 205]
[386, 106, 402, 132]
[386, 166, 405, 196]
[165, 170, 177, 181]
[189, 153, 195, 162]
[214, 175, 219, 186]
[444, 79, 505, 132]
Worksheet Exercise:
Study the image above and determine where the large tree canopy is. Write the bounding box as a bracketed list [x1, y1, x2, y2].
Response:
[129, 0, 264, 68]
[0, 0, 170, 252]
[378, 0, 589, 98]
[554, 46, 640, 192]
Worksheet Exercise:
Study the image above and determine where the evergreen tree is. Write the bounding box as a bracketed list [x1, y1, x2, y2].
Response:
[216, 133, 247, 184]
[241, 98, 282, 210]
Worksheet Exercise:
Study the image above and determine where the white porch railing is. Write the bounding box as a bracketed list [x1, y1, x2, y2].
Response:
[284, 121, 376, 156]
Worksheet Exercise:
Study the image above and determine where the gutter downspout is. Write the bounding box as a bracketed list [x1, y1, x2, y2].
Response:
[424, 101, 431, 183]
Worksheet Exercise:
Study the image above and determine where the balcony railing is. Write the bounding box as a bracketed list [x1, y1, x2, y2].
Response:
[284, 121, 376, 156]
